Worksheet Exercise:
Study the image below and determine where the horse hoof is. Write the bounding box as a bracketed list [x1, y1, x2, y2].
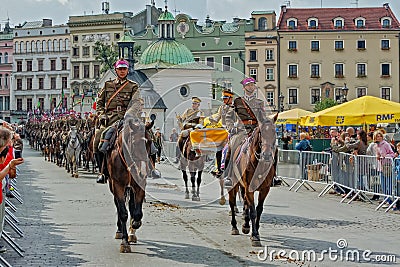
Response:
[219, 196, 226, 205]
[242, 225, 250, 234]
[185, 192, 190, 199]
[74, 174, 79, 178]
[234, 207, 239, 213]
[115, 232, 123, 239]
[251, 236, 262, 247]
[231, 228, 240, 235]
[71, 174, 74, 177]
[119, 244, 131, 253]
[128, 234, 137, 244]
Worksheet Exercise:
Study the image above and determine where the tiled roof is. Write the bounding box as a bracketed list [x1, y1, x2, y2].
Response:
[277, 6, 400, 31]
[221, 23, 239, 32]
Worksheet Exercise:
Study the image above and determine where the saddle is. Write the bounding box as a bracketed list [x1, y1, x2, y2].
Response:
[101, 120, 124, 153]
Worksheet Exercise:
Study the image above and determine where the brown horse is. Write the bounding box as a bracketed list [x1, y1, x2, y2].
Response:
[106, 109, 154, 253]
[178, 133, 205, 201]
[228, 115, 277, 247]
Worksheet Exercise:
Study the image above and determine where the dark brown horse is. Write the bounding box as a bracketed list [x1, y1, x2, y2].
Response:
[106, 109, 154, 253]
[228, 115, 278, 247]
[178, 132, 205, 201]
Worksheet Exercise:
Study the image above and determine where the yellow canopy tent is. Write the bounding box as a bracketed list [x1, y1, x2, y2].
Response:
[276, 108, 312, 124]
[301, 96, 400, 126]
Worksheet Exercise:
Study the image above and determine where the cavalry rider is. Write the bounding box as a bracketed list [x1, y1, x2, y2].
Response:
[93, 58, 139, 184]
[177, 96, 204, 130]
[224, 77, 270, 186]
[209, 89, 234, 177]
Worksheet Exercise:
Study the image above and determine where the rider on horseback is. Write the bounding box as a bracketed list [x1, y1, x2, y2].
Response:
[223, 77, 271, 187]
[209, 89, 234, 177]
[93, 58, 139, 184]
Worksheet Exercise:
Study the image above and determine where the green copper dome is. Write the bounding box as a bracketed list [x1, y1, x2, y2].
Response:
[139, 39, 194, 66]
[158, 11, 175, 21]
[118, 31, 135, 43]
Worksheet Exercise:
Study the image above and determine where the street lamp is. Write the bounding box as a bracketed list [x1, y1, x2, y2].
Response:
[278, 93, 285, 112]
[341, 83, 349, 102]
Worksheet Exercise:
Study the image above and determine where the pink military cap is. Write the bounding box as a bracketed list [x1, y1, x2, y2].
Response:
[240, 77, 256, 86]
[114, 59, 129, 69]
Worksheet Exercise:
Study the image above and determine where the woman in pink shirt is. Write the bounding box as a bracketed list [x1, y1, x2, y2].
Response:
[374, 130, 395, 204]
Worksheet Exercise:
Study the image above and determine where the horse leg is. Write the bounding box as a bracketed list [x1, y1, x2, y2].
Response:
[247, 192, 262, 247]
[114, 197, 123, 239]
[128, 188, 145, 244]
[241, 190, 250, 234]
[182, 170, 189, 199]
[194, 170, 202, 201]
[115, 194, 130, 253]
[219, 177, 226, 205]
[229, 185, 239, 235]
[190, 171, 199, 201]
[256, 186, 270, 234]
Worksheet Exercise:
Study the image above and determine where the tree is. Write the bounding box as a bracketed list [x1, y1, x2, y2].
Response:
[94, 41, 118, 74]
[313, 98, 338, 112]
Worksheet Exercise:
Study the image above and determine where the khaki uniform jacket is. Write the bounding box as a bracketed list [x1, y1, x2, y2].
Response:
[210, 104, 231, 127]
[96, 78, 139, 127]
[180, 108, 204, 129]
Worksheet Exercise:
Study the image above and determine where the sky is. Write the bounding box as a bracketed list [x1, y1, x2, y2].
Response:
[1, 0, 400, 28]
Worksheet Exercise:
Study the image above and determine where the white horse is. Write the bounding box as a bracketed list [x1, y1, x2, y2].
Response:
[65, 126, 82, 178]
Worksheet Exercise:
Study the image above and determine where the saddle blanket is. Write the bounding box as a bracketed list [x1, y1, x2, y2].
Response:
[190, 128, 228, 153]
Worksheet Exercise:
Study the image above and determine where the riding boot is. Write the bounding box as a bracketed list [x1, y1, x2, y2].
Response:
[99, 127, 116, 154]
[96, 152, 107, 184]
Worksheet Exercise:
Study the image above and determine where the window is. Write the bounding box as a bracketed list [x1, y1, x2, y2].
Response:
[39, 98, 44, 110]
[308, 19, 317, 29]
[334, 64, 344, 78]
[72, 47, 79, 57]
[62, 77, 68, 89]
[0, 97, 2, 110]
[357, 87, 367, 98]
[61, 59, 67, 70]
[16, 61, 22, 72]
[194, 57, 200, 62]
[381, 63, 390, 77]
[222, 56, 231, 71]
[335, 19, 343, 28]
[381, 87, 391, 100]
[206, 57, 214, 68]
[335, 40, 344, 50]
[94, 65, 100, 78]
[356, 19, 365, 28]
[266, 91, 274, 107]
[26, 60, 32, 71]
[73, 66, 79, 79]
[288, 88, 298, 105]
[311, 88, 321, 104]
[38, 78, 44, 89]
[266, 68, 274, 81]
[16, 99, 22, 111]
[381, 40, 390, 50]
[0, 53, 2, 64]
[0, 74, 2, 88]
[83, 65, 90, 78]
[249, 68, 257, 80]
[93, 47, 99, 56]
[4, 96, 9, 110]
[311, 41, 319, 51]
[382, 18, 391, 28]
[311, 64, 320, 78]
[38, 59, 43, 71]
[50, 77, 56, 89]
[288, 64, 298, 78]
[4, 74, 8, 88]
[83, 46, 90, 56]
[27, 98, 32, 111]
[50, 59, 56, 71]
[27, 78, 32, 90]
[288, 41, 297, 51]
[249, 50, 257, 61]
[179, 86, 189, 97]
[16, 79, 22, 90]
[288, 20, 296, 29]
[258, 17, 267, 30]
[266, 49, 274, 61]
[357, 63, 366, 77]
[357, 40, 366, 50]
[4, 53, 8, 64]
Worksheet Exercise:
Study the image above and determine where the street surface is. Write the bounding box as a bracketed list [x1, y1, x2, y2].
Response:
[3, 143, 399, 266]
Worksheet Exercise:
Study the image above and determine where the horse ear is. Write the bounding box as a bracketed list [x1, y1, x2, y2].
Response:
[272, 112, 278, 123]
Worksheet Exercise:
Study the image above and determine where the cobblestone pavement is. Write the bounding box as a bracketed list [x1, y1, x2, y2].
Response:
[2, 146, 399, 266]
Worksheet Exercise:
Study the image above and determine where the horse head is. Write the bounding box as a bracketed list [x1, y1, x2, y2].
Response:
[257, 113, 278, 162]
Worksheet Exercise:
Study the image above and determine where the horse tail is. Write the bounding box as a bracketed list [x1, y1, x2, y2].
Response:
[273, 148, 278, 178]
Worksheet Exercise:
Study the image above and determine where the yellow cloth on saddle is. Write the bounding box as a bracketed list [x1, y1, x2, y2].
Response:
[203, 117, 223, 128]
[189, 128, 228, 153]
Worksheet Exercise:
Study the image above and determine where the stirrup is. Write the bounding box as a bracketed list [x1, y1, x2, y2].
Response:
[96, 174, 106, 184]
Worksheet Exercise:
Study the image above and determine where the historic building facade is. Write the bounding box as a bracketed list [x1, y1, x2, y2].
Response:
[11, 19, 70, 122]
[277, 3, 400, 111]
[244, 11, 279, 110]
[0, 21, 13, 122]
